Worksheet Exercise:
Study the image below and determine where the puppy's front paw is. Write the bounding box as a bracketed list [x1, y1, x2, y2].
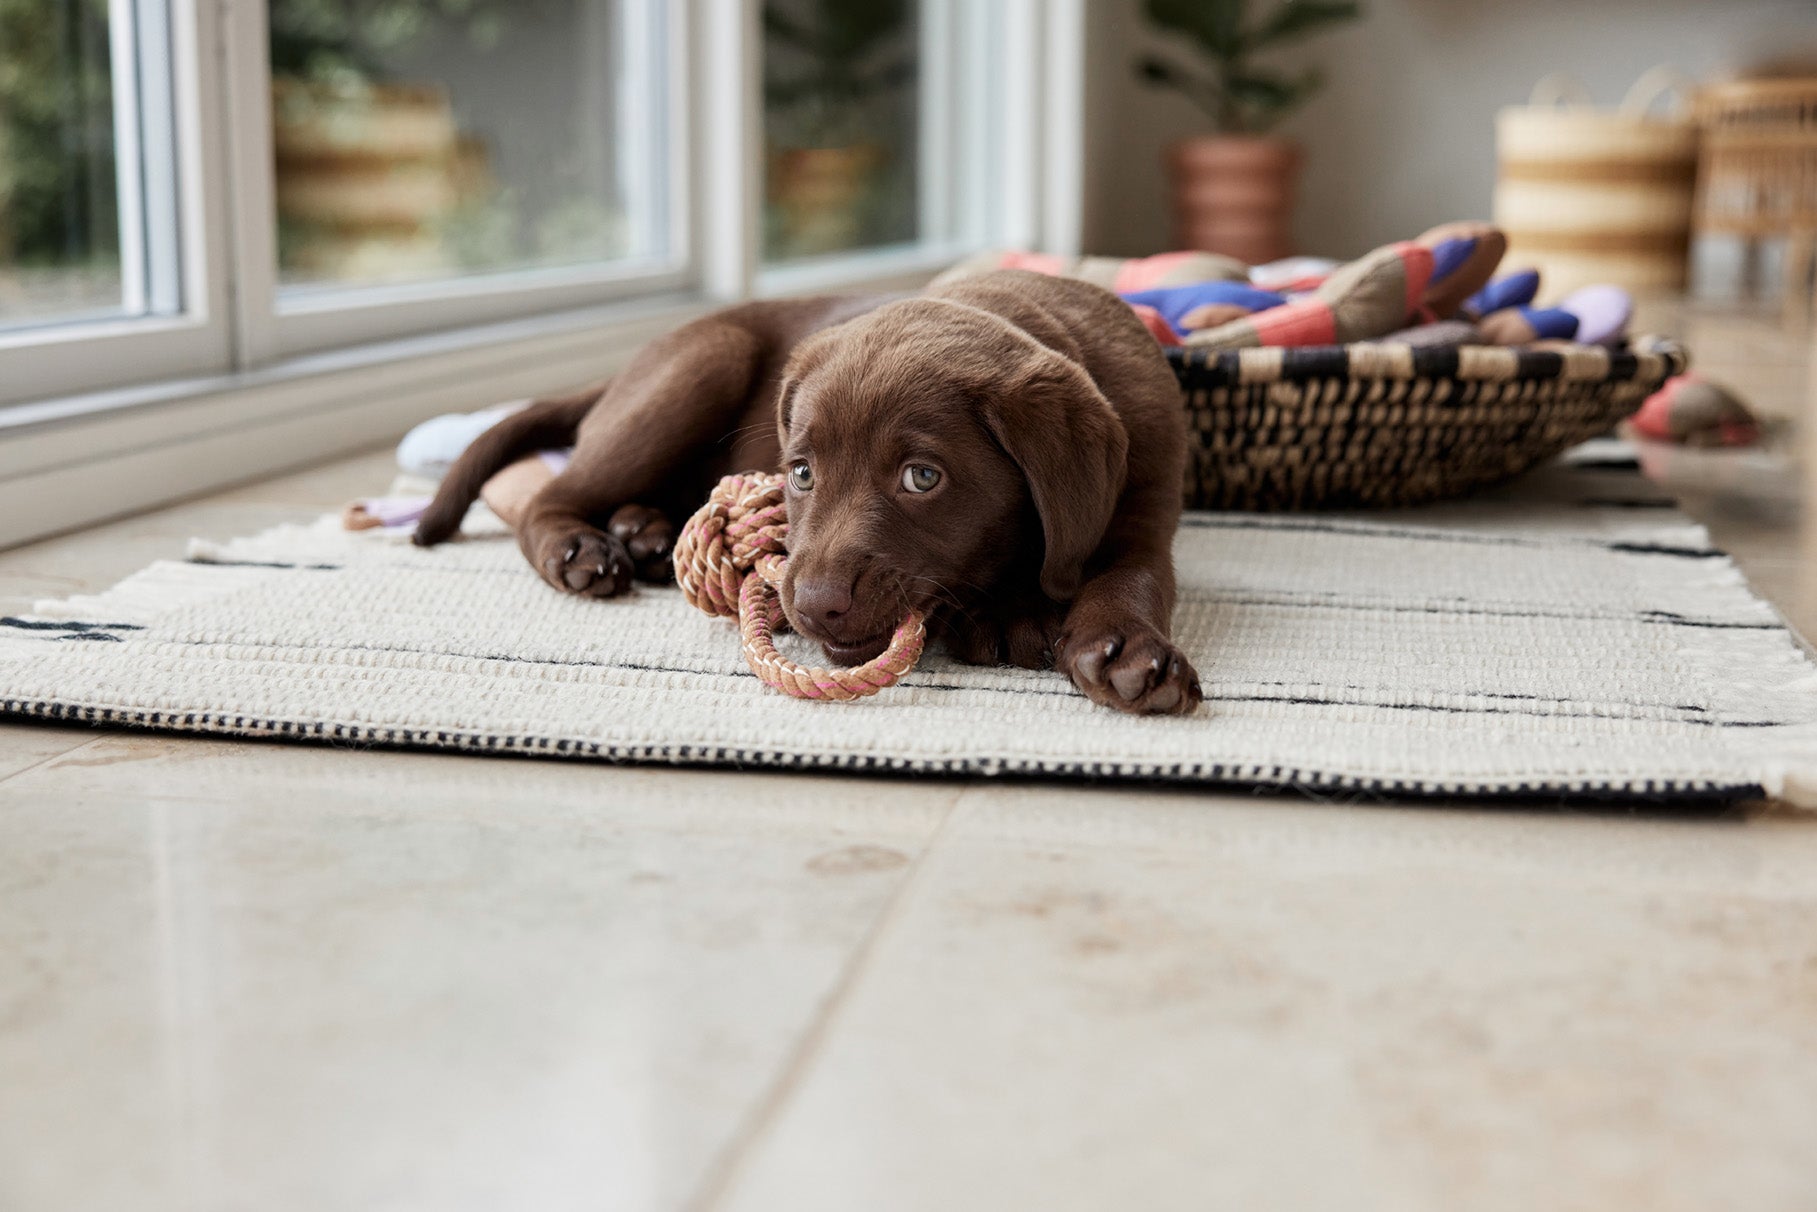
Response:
[607, 504, 676, 583]
[536, 527, 634, 598]
[1057, 624, 1202, 715]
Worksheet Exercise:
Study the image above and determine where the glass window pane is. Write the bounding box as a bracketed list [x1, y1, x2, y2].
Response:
[0, 0, 127, 329]
[761, 0, 920, 263]
[268, 0, 667, 293]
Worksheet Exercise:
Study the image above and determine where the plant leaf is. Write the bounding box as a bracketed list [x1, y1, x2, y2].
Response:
[1144, 0, 1246, 61]
[1245, 0, 1361, 51]
[1224, 70, 1298, 107]
[1230, 67, 1325, 131]
[1133, 54, 1229, 124]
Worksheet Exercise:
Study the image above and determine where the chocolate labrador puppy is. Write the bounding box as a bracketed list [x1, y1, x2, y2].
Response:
[415, 269, 1201, 714]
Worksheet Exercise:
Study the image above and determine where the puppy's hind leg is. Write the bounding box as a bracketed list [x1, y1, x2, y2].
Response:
[413, 387, 600, 548]
[516, 319, 767, 597]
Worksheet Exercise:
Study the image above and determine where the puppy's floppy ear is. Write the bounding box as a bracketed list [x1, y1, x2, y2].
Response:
[981, 351, 1129, 601]
[774, 375, 802, 446]
[775, 336, 830, 445]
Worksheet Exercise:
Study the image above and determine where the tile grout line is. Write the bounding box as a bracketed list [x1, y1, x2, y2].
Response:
[685, 785, 975, 1212]
[0, 733, 109, 790]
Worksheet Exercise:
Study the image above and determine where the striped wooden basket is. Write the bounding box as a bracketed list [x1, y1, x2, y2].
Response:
[1166, 338, 1688, 510]
[1493, 69, 1699, 297]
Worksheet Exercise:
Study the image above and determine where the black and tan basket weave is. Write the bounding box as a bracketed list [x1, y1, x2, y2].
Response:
[1165, 337, 1688, 510]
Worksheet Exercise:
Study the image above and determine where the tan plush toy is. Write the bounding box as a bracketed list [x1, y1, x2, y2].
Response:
[931, 248, 1249, 293]
[1183, 239, 1435, 351]
[1627, 374, 1761, 447]
[1415, 220, 1508, 318]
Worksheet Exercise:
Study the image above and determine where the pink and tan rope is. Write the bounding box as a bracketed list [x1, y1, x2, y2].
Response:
[674, 472, 925, 701]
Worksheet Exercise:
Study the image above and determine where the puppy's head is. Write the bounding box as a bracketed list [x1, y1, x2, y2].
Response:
[776, 299, 1128, 664]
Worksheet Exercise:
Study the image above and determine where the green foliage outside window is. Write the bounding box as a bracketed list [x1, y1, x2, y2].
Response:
[0, 0, 117, 270]
[762, 0, 914, 149]
[269, 0, 543, 83]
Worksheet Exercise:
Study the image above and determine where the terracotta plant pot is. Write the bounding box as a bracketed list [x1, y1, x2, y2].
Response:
[1166, 135, 1301, 265]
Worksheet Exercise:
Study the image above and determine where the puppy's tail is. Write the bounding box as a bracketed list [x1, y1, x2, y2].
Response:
[412, 385, 602, 547]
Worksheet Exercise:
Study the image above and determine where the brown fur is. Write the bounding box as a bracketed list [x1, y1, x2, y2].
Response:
[415, 270, 1200, 714]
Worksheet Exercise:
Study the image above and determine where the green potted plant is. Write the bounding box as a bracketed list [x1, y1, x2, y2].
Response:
[1135, 0, 1362, 263]
[762, 0, 915, 258]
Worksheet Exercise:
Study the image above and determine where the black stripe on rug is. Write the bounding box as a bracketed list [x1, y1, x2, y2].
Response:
[1, 617, 145, 632]
[0, 696, 1765, 807]
[1181, 515, 1722, 558]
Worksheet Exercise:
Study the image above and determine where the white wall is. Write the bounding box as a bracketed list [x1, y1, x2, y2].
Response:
[1081, 0, 1817, 260]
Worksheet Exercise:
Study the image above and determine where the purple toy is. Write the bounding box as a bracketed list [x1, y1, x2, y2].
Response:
[1557, 284, 1633, 346]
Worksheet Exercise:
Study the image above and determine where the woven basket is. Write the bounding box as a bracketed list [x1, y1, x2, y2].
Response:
[1167, 338, 1688, 510]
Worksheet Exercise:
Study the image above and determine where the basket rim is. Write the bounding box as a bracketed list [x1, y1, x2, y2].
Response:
[1166, 335, 1687, 387]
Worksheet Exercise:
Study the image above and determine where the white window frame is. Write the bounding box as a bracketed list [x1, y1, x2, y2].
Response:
[0, 0, 232, 407]
[226, 0, 700, 363]
[0, 0, 1086, 549]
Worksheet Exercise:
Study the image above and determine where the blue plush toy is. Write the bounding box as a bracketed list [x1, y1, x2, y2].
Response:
[1120, 281, 1288, 337]
[1427, 236, 1478, 287]
[1463, 270, 1541, 320]
[1480, 305, 1579, 345]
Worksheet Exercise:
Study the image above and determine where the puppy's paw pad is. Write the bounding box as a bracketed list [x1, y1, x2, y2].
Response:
[607, 504, 676, 584]
[541, 529, 634, 598]
[1059, 626, 1202, 715]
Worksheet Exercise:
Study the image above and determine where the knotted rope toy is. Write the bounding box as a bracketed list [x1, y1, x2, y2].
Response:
[674, 472, 926, 701]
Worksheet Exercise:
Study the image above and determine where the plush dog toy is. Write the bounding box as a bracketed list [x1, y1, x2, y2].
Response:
[1414, 220, 1507, 318]
[1120, 281, 1288, 338]
[949, 217, 1649, 355]
[1464, 269, 1540, 320]
[1628, 374, 1761, 447]
[1478, 306, 1580, 345]
[1184, 240, 1434, 350]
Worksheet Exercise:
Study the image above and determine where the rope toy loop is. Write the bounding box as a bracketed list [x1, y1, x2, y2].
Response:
[674, 472, 925, 701]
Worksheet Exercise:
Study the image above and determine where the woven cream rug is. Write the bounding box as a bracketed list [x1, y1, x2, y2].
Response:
[5, 445, 1817, 805]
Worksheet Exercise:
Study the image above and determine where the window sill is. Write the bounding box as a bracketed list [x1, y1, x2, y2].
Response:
[756, 242, 971, 298]
[0, 291, 708, 550]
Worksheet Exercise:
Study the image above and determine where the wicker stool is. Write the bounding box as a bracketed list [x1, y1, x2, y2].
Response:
[1694, 78, 1817, 305]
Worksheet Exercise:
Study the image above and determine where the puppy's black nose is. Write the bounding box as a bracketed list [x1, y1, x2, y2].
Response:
[792, 575, 853, 630]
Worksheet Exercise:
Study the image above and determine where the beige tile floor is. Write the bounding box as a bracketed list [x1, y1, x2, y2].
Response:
[4, 303, 1817, 1211]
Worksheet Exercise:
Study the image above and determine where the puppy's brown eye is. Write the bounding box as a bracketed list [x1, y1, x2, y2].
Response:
[789, 462, 814, 491]
[902, 465, 941, 494]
